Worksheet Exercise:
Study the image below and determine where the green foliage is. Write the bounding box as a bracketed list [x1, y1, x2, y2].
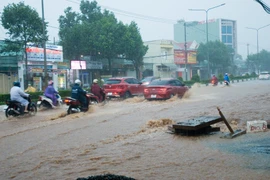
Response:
[58, 0, 147, 78]
[197, 40, 232, 73]
[191, 74, 200, 82]
[123, 21, 148, 79]
[177, 76, 183, 82]
[246, 50, 270, 72]
[250, 72, 258, 77]
[218, 74, 223, 81]
[0, 90, 71, 105]
[1, 2, 46, 44]
[1, 2, 47, 86]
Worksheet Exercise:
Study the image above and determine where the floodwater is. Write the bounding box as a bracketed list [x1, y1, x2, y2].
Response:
[0, 80, 270, 180]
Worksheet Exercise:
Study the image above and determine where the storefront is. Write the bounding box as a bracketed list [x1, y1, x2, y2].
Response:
[18, 43, 66, 91]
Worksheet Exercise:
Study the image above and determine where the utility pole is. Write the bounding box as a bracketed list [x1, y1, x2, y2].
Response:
[41, 0, 48, 89]
[184, 22, 188, 81]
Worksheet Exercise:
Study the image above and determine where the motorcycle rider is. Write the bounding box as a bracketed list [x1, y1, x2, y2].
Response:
[224, 73, 230, 85]
[44, 80, 58, 106]
[10, 81, 30, 113]
[210, 74, 218, 85]
[90, 79, 104, 102]
[71, 79, 88, 110]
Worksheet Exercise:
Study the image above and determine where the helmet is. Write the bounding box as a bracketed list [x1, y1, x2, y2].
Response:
[13, 81, 20, 87]
[93, 79, 98, 83]
[225, 73, 228, 75]
[48, 80, 53, 85]
[75, 79, 81, 85]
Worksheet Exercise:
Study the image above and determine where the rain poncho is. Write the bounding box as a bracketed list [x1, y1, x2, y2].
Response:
[10, 86, 29, 106]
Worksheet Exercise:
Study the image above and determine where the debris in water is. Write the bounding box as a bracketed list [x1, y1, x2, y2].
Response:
[146, 118, 175, 128]
[77, 174, 135, 180]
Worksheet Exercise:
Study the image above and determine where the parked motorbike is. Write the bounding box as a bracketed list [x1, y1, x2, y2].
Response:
[64, 93, 91, 114]
[5, 96, 37, 118]
[37, 94, 63, 109]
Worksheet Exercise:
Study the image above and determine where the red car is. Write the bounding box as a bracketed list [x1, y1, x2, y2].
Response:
[103, 77, 144, 99]
[144, 78, 189, 100]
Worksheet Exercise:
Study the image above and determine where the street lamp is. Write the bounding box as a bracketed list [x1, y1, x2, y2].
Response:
[189, 3, 226, 79]
[246, 24, 270, 56]
[246, 24, 270, 73]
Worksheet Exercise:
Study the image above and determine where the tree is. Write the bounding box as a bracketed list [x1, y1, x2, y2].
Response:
[58, 0, 147, 78]
[246, 49, 270, 73]
[197, 40, 231, 74]
[123, 22, 148, 79]
[58, 7, 82, 59]
[1, 2, 47, 87]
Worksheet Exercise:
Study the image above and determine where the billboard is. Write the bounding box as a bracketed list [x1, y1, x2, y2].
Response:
[174, 50, 197, 64]
[26, 44, 63, 62]
[70, 60, 86, 69]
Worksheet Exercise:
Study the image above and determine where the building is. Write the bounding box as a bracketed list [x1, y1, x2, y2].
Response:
[143, 40, 178, 79]
[174, 18, 237, 53]
[174, 18, 237, 78]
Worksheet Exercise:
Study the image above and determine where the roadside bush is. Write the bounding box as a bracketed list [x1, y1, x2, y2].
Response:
[178, 76, 183, 82]
[191, 74, 200, 82]
[0, 90, 72, 105]
[218, 74, 223, 81]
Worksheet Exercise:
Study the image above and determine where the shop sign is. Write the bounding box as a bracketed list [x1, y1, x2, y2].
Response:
[86, 61, 103, 69]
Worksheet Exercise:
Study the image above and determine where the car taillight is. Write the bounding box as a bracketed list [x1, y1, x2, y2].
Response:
[144, 89, 149, 93]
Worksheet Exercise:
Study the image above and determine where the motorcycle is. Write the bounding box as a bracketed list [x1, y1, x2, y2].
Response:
[5, 96, 37, 118]
[37, 94, 63, 109]
[224, 80, 230, 86]
[211, 80, 218, 86]
[88, 93, 100, 104]
[89, 89, 107, 105]
[64, 93, 91, 114]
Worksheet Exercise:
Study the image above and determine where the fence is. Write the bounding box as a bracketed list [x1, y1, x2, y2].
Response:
[0, 73, 18, 94]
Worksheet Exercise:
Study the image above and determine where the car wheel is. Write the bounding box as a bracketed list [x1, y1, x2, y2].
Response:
[123, 91, 131, 99]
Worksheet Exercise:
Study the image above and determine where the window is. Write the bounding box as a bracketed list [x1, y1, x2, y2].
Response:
[227, 35, 232, 43]
[222, 35, 227, 43]
[222, 26, 226, 33]
[125, 78, 133, 84]
[132, 78, 139, 84]
[175, 80, 183, 86]
[227, 26, 232, 34]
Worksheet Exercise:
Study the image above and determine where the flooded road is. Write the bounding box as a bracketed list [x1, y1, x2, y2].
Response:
[0, 79, 270, 180]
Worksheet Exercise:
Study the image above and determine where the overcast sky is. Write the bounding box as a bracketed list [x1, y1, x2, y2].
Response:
[0, 0, 269, 59]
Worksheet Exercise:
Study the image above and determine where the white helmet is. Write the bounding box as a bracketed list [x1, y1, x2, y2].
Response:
[75, 79, 81, 85]
[93, 79, 98, 83]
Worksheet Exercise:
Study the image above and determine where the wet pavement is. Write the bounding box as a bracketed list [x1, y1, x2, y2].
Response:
[0, 80, 270, 180]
